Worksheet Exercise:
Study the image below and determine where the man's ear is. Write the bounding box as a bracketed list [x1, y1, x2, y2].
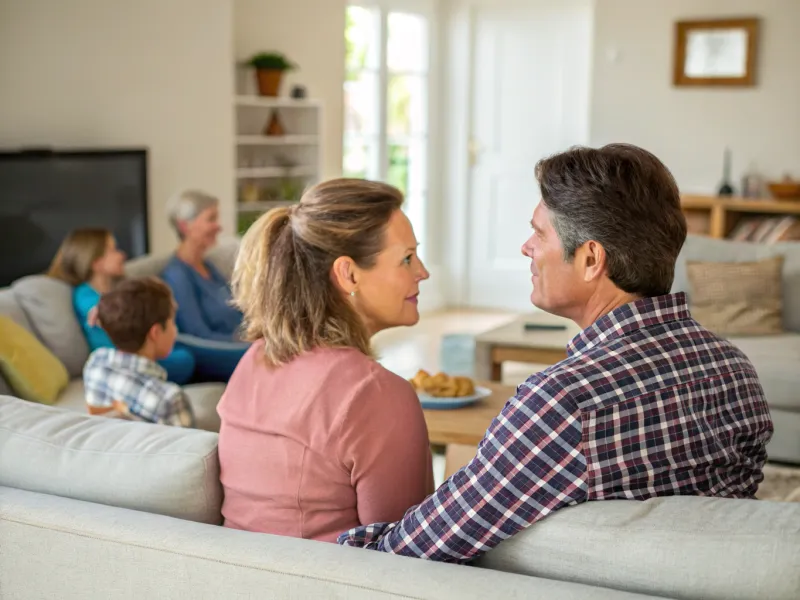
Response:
[579, 240, 607, 283]
[331, 256, 358, 294]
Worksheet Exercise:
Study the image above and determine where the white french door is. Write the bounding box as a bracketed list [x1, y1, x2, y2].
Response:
[464, 0, 593, 310]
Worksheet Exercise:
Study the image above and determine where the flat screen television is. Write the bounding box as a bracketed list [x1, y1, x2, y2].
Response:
[0, 148, 148, 287]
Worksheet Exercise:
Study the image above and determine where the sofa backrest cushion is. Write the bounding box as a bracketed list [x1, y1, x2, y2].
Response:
[0, 396, 223, 525]
[11, 276, 89, 378]
[673, 235, 800, 332]
[478, 496, 800, 600]
[0, 288, 33, 331]
[125, 237, 239, 281]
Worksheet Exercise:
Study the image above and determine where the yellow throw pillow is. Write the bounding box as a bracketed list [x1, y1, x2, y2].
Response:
[687, 255, 784, 336]
[0, 316, 69, 404]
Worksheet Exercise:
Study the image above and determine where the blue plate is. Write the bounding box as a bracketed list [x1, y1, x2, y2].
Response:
[417, 386, 492, 410]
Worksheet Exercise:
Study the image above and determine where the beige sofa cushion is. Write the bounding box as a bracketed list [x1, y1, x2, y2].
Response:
[687, 256, 783, 335]
[0, 396, 222, 524]
[478, 496, 800, 600]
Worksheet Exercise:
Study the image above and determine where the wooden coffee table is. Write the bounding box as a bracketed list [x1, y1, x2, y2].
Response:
[474, 312, 580, 381]
[422, 382, 517, 446]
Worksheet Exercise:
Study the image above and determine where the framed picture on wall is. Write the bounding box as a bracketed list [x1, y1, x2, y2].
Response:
[673, 17, 760, 87]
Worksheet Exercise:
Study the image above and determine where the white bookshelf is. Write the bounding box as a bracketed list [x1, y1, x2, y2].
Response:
[234, 94, 322, 233]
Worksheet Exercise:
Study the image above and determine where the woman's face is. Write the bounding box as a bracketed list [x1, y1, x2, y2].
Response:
[183, 205, 222, 249]
[351, 210, 430, 335]
[94, 235, 126, 278]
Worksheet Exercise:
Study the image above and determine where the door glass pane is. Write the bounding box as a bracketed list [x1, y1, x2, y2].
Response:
[388, 12, 428, 73]
[344, 70, 379, 136]
[344, 135, 380, 180]
[387, 75, 427, 136]
[387, 138, 426, 198]
[346, 6, 381, 72]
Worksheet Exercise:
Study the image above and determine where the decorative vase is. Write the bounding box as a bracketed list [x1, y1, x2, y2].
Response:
[256, 69, 283, 97]
[263, 112, 285, 137]
[717, 148, 735, 197]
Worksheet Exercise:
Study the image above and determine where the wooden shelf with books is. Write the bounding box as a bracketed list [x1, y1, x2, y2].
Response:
[680, 195, 800, 242]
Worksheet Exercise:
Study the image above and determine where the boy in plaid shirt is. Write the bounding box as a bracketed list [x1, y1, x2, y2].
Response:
[83, 277, 195, 427]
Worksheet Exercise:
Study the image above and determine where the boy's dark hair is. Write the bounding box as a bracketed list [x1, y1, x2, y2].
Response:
[97, 277, 175, 353]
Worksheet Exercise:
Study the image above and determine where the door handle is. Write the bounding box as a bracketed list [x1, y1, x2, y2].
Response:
[468, 137, 482, 166]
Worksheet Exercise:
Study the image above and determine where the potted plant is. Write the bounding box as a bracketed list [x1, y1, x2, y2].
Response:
[246, 52, 296, 97]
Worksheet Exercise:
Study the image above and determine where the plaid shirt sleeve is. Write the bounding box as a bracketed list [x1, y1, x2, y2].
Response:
[151, 388, 195, 428]
[337, 374, 588, 562]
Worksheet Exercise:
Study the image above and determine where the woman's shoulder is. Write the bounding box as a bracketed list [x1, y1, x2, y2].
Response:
[315, 347, 416, 402]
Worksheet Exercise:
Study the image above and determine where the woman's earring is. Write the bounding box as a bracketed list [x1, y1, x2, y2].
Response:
[350, 291, 356, 297]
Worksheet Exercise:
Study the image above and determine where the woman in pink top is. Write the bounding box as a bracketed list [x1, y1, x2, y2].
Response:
[218, 179, 434, 542]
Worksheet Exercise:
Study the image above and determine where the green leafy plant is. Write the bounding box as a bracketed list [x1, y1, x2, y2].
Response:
[246, 52, 296, 71]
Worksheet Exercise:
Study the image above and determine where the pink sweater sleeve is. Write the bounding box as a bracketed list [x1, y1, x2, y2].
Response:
[336, 367, 434, 526]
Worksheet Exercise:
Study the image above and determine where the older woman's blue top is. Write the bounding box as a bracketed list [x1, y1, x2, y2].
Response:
[160, 256, 243, 342]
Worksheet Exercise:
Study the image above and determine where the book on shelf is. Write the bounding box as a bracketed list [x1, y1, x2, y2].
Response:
[727, 216, 800, 243]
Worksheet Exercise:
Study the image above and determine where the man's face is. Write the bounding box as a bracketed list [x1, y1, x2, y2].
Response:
[520, 203, 586, 316]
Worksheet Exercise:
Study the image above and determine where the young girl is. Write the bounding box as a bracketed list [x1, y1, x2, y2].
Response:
[48, 229, 196, 385]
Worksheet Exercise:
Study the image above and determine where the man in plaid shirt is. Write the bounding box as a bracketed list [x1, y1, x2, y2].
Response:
[338, 144, 773, 562]
[83, 277, 194, 427]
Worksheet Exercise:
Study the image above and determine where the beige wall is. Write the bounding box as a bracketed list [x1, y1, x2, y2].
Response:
[0, 0, 235, 254]
[590, 0, 800, 194]
[234, 0, 346, 180]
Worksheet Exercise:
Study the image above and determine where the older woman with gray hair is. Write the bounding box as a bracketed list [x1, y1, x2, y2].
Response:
[161, 189, 247, 381]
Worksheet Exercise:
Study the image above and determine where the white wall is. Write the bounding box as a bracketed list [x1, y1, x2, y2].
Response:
[590, 0, 800, 193]
[234, 0, 346, 180]
[0, 0, 235, 255]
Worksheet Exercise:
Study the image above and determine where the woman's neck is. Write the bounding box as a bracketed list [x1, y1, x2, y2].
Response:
[88, 274, 113, 294]
[176, 240, 206, 270]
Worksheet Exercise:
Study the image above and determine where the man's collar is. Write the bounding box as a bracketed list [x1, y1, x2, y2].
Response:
[567, 292, 690, 356]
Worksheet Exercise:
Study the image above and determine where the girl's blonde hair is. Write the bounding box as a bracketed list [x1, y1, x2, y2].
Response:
[232, 178, 404, 365]
[48, 228, 111, 286]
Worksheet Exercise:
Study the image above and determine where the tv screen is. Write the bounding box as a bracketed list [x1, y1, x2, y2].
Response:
[0, 149, 148, 287]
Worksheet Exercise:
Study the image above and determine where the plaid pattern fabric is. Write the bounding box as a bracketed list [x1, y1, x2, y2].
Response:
[338, 293, 773, 562]
[83, 348, 195, 427]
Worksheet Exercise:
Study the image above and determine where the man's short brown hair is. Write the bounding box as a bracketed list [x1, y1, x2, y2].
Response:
[535, 144, 688, 298]
[97, 277, 175, 353]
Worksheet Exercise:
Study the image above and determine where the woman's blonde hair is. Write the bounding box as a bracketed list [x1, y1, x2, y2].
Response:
[48, 228, 111, 286]
[232, 178, 404, 365]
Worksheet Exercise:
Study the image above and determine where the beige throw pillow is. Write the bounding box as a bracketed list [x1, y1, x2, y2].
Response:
[687, 255, 783, 336]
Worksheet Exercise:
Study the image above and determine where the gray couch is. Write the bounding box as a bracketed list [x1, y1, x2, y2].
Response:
[1, 395, 798, 599]
[672, 235, 800, 464]
[0, 240, 239, 431]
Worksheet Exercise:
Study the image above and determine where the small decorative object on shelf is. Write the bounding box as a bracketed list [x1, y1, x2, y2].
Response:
[245, 52, 296, 97]
[291, 85, 307, 99]
[717, 148, 735, 197]
[263, 112, 285, 136]
[741, 163, 764, 199]
[767, 175, 800, 201]
[240, 182, 260, 204]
